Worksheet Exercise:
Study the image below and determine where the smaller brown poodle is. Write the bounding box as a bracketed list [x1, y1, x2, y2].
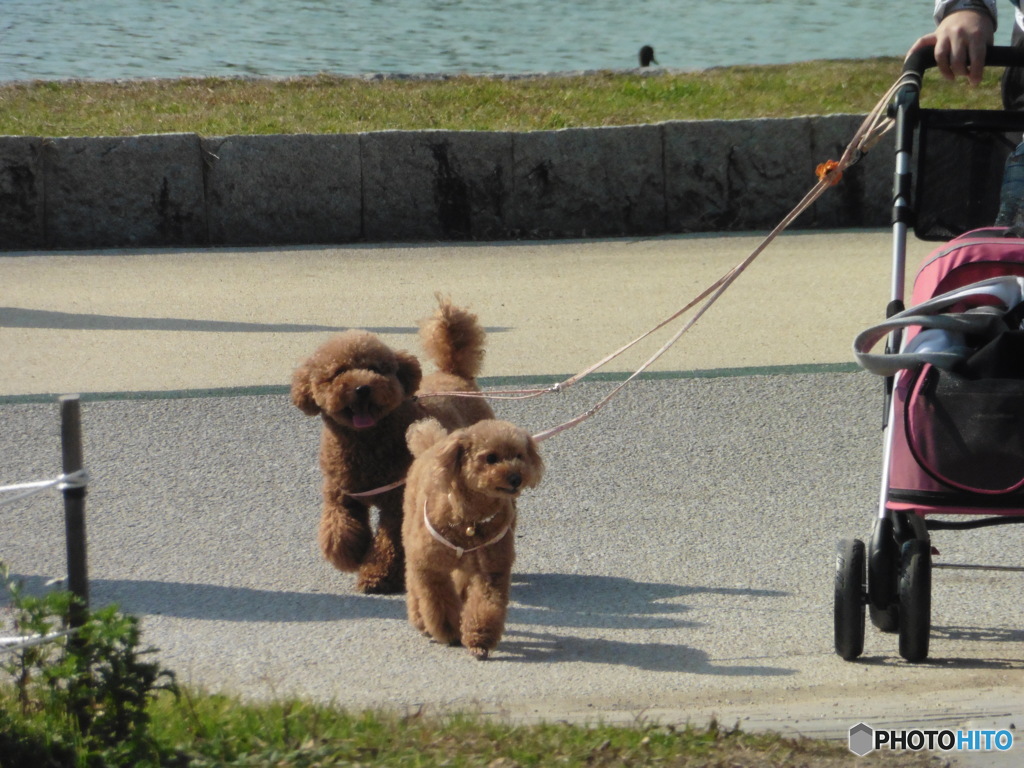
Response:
[402, 418, 544, 660]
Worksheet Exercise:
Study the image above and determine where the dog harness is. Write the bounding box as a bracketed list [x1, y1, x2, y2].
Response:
[422, 500, 515, 558]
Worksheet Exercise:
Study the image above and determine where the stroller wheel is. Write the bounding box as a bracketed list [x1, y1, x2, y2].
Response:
[834, 539, 866, 660]
[869, 603, 899, 633]
[897, 539, 932, 663]
[868, 517, 899, 632]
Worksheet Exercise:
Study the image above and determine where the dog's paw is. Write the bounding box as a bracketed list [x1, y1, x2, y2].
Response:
[356, 574, 405, 595]
[468, 646, 490, 661]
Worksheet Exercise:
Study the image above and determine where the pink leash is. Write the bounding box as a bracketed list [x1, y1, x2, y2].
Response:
[349, 73, 910, 495]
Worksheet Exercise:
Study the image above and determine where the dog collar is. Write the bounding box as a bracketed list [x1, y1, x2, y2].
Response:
[423, 499, 514, 558]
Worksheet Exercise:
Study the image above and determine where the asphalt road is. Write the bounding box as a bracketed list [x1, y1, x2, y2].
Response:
[2, 232, 1022, 766]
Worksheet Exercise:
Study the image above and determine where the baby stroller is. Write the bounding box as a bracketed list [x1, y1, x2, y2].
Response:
[834, 46, 1024, 663]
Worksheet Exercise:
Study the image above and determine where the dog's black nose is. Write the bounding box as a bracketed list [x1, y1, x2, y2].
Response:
[507, 472, 522, 489]
[355, 385, 372, 399]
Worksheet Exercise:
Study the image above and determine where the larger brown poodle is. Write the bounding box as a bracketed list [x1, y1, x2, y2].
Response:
[291, 298, 494, 594]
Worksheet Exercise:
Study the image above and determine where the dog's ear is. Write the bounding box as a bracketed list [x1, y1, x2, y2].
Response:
[290, 363, 321, 416]
[433, 431, 465, 485]
[407, 418, 448, 457]
[394, 350, 422, 395]
[524, 434, 545, 487]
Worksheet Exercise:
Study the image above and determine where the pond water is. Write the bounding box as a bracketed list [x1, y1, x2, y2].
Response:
[0, 0, 947, 81]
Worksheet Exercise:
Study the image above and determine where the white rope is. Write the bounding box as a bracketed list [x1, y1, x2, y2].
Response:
[0, 469, 89, 506]
[0, 629, 76, 653]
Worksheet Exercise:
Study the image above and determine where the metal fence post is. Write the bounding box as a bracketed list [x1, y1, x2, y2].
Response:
[59, 394, 89, 626]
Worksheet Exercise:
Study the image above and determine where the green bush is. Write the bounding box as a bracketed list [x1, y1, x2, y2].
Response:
[0, 562, 178, 767]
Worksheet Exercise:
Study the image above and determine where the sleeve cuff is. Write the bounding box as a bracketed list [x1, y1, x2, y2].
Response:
[934, 0, 999, 30]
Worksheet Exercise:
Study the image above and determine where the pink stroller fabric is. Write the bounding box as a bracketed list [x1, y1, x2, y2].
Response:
[886, 228, 1024, 515]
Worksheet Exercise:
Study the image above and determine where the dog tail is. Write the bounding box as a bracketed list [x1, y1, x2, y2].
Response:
[407, 417, 448, 457]
[420, 295, 486, 380]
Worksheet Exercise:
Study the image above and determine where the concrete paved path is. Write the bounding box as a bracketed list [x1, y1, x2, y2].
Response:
[2, 231, 1021, 767]
[1, 230, 925, 397]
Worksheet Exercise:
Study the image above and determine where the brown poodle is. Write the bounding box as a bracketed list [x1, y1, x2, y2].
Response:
[402, 418, 544, 659]
[291, 298, 494, 594]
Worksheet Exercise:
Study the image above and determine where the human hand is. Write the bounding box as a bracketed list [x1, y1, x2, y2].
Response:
[907, 9, 995, 86]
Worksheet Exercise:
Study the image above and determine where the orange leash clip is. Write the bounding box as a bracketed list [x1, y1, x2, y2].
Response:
[816, 159, 843, 187]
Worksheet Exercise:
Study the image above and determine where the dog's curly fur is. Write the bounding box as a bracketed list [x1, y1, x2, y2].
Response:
[402, 418, 544, 659]
[291, 298, 494, 594]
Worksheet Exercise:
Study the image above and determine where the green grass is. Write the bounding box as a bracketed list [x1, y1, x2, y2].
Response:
[0, 680, 939, 767]
[126, 689, 937, 767]
[0, 57, 1004, 137]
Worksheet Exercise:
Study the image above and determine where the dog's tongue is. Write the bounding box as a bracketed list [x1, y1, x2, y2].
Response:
[352, 413, 376, 429]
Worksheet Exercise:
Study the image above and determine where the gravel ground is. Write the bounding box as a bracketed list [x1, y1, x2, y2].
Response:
[2, 373, 1022, 768]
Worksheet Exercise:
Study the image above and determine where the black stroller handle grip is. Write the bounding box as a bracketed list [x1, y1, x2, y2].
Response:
[903, 44, 1024, 78]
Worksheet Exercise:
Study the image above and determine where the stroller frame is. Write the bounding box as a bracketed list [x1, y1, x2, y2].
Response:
[835, 46, 1024, 663]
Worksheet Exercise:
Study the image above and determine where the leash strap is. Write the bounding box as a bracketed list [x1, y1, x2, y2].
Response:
[345, 477, 407, 498]
[419, 72, 910, 442]
[350, 72, 916, 496]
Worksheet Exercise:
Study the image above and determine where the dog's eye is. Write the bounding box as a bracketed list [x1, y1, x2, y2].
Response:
[485, 452, 500, 465]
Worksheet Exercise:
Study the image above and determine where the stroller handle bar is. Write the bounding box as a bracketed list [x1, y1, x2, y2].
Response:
[903, 44, 1024, 78]
[891, 45, 1024, 233]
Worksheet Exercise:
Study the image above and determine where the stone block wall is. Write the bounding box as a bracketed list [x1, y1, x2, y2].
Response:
[0, 114, 893, 250]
